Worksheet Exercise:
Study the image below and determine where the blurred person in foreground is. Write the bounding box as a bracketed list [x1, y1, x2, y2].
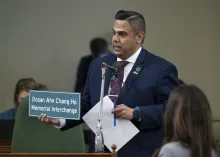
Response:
[152, 84, 218, 157]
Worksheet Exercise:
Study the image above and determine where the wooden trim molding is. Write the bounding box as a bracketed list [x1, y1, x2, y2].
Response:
[0, 153, 116, 157]
[0, 143, 117, 157]
[0, 140, 11, 153]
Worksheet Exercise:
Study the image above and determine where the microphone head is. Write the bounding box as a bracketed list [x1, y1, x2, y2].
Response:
[101, 62, 108, 69]
[112, 61, 123, 72]
[111, 61, 123, 77]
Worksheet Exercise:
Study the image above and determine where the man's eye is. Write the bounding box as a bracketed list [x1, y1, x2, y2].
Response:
[120, 32, 126, 36]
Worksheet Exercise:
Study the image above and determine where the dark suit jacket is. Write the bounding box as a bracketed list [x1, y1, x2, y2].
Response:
[62, 48, 178, 157]
[74, 55, 94, 93]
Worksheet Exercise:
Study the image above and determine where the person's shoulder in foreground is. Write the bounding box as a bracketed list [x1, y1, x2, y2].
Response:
[0, 108, 16, 119]
[159, 141, 218, 157]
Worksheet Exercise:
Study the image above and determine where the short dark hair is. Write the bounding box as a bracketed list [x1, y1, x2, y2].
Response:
[115, 10, 146, 44]
[90, 38, 108, 57]
[32, 83, 48, 91]
[14, 78, 36, 105]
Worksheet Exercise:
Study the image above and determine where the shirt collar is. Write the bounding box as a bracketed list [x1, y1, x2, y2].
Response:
[117, 47, 142, 64]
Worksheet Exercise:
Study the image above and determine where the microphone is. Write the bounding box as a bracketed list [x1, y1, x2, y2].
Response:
[101, 62, 122, 78]
[102, 62, 126, 94]
[112, 61, 123, 77]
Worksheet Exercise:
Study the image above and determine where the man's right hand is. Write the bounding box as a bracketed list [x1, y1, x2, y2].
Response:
[38, 114, 60, 126]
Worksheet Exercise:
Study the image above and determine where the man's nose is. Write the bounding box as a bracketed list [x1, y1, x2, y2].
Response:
[112, 34, 119, 43]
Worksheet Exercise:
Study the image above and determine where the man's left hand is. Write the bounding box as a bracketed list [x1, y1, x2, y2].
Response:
[112, 104, 134, 120]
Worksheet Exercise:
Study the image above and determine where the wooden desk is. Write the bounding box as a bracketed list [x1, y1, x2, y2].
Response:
[0, 140, 11, 153]
[0, 153, 116, 157]
[0, 144, 117, 157]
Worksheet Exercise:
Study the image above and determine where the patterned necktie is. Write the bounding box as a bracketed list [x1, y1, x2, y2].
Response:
[109, 61, 129, 103]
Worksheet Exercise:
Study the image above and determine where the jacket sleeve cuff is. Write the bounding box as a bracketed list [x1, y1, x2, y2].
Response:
[53, 119, 66, 129]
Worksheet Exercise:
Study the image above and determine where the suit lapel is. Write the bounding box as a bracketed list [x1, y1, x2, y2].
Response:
[116, 49, 146, 104]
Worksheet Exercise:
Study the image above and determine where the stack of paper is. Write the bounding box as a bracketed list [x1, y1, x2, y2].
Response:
[82, 96, 139, 152]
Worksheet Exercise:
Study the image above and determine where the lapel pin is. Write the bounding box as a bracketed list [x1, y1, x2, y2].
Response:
[136, 67, 141, 72]
[133, 67, 141, 75]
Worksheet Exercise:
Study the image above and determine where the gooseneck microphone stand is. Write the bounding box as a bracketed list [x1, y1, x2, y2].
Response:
[95, 62, 107, 152]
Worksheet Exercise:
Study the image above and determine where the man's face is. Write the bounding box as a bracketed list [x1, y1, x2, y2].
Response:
[112, 20, 138, 60]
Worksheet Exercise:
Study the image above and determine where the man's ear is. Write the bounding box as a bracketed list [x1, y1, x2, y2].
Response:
[136, 31, 145, 44]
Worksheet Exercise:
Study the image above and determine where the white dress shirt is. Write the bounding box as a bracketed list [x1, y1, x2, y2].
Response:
[56, 47, 142, 128]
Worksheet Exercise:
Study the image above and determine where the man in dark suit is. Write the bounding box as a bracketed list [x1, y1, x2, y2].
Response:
[39, 10, 178, 157]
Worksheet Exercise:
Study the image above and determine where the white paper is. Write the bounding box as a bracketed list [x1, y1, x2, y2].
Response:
[82, 96, 139, 152]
